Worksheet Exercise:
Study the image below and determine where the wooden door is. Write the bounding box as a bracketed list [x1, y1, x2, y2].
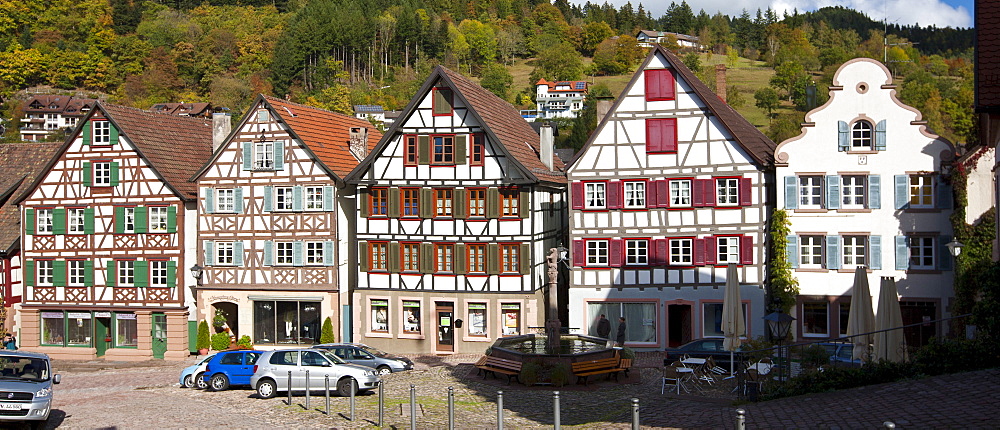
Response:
[435, 302, 454, 352]
[151, 313, 167, 359]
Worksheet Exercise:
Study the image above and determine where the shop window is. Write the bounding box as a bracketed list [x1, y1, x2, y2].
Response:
[371, 300, 389, 332]
[702, 303, 749, 337]
[501, 303, 521, 336]
[802, 302, 829, 336]
[116, 312, 138, 347]
[403, 301, 421, 334]
[468, 303, 487, 336]
[252, 300, 321, 345]
[586, 302, 657, 343]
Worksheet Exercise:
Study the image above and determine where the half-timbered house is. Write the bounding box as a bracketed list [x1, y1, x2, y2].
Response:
[15, 103, 214, 360]
[774, 58, 957, 346]
[345, 66, 568, 354]
[192, 95, 380, 347]
[566, 45, 775, 349]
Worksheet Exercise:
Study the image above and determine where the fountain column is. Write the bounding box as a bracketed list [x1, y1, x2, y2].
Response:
[545, 247, 562, 353]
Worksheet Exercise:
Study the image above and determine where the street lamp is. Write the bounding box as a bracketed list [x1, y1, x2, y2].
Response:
[763, 310, 796, 383]
[189, 264, 203, 308]
[946, 239, 964, 257]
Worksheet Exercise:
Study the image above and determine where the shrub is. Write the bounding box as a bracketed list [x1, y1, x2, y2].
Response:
[799, 344, 829, 369]
[520, 361, 541, 386]
[211, 333, 231, 350]
[619, 346, 636, 360]
[236, 335, 253, 349]
[196, 320, 211, 350]
[549, 363, 571, 387]
[320, 317, 335, 344]
[741, 336, 775, 363]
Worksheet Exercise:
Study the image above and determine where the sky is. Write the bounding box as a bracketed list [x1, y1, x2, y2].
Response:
[589, 0, 975, 29]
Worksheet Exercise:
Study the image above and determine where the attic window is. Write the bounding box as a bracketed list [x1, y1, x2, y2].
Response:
[256, 110, 270, 122]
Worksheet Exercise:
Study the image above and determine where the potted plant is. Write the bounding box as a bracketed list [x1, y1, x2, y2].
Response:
[196, 321, 211, 355]
[213, 309, 227, 330]
[211, 333, 231, 351]
[320, 317, 335, 344]
[236, 335, 253, 349]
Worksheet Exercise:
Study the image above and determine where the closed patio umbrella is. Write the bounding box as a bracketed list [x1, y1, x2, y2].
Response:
[846, 266, 876, 362]
[722, 263, 745, 375]
[874, 277, 908, 362]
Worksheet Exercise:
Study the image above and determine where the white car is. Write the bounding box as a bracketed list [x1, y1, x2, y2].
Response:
[179, 353, 215, 389]
[250, 349, 380, 399]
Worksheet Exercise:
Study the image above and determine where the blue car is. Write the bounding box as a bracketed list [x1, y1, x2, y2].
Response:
[819, 342, 863, 367]
[203, 350, 262, 391]
[179, 353, 216, 389]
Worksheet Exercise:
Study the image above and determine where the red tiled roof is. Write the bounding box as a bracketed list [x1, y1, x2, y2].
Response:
[0, 142, 62, 251]
[149, 102, 214, 116]
[976, 0, 1000, 109]
[262, 96, 383, 179]
[22, 95, 98, 115]
[535, 79, 589, 93]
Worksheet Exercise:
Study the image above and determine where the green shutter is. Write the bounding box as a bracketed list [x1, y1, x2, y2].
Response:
[826, 175, 840, 210]
[359, 188, 370, 217]
[110, 162, 120, 186]
[167, 261, 177, 287]
[53, 260, 66, 286]
[293, 186, 304, 211]
[453, 190, 466, 219]
[81, 122, 91, 146]
[455, 244, 467, 274]
[868, 175, 881, 209]
[110, 122, 119, 146]
[895, 236, 908, 270]
[243, 143, 252, 170]
[324, 240, 335, 266]
[894, 175, 909, 210]
[455, 135, 467, 165]
[487, 243, 500, 275]
[421, 243, 433, 274]
[786, 235, 799, 269]
[114, 206, 125, 233]
[263, 240, 274, 266]
[358, 241, 369, 272]
[134, 260, 148, 287]
[784, 176, 798, 210]
[25, 260, 34, 286]
[388, 242, 400, 273]
[84, 260, 94, 286]
[274, 140, 285, 170]
[869, 235, 882, 270]
[293, 241, 303, 266]
[418, 136, 430, 165]
[234, 242, 244, 266]
[519, 188, 530, 218]
[84, 207, 95, 234]
[166, 206, 177, 233]
[82, 162, 92, 187]
[389, 187, 400, 218]
[323, 186, 334, 212]
[204, 188, 215, 213]
[52, 209, 66, 235]
[233, 188, 244, 214]
[838, 121, 849, 151]
[420, 188, 433, 219]
[134, 206, 148, 233]
[826, 236, 841, 270]
[107, 261, 116, 287]
[25, 209, 35, 235]
[204, 241, 215, 266]
[264, 186, 273, 212]
[519, 243, 531, 275]
[486, 187, 500, 218]
[874, 120, 887, 151]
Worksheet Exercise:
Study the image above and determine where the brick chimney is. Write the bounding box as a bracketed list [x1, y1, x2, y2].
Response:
[212, 112, 231, 153]
[715, 64, 727, 102]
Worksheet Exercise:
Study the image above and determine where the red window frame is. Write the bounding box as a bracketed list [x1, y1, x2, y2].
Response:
[467, 188, 487, 218]
[401, 188, 420, 218]
[499, 243, 519, 273]
[467, 243, 487, 273]
[645, 69, 676, 101]
[432, 134, 455, 165]
[369, 241, 388, 271]
[499, 187, 519, 218]
[370, 188, 388, 216]
[401, 242, 420, 272]
[435, 243, 454, 273]
[471, 133, 485, 166]
[403, 135, 418, 166]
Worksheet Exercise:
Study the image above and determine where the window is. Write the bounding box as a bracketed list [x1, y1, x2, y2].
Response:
[36, 209, 53, 234]
[216, 189, 235, 212]
[275, 187, 293, 211]
[305, 186, 323, 210]
[435, 189, 453, 217]
[276, 242, 293, 265]
[909, 175, 934, 208]
[800, 235, 824, 268]
[305, 241, 325, 265]
[41, 312, 67, 345]
[717, 237, 740, 264]
[838, 302, 851, 336]
[703, 303, 749, 337]
[122, 207, 135, 233]
[841, 176, 866, 209]
[216, 242, 235, 265]
[467, 244, 486, 273]
[370, 242, 388, 271]
[148, 206, 168, 233]
[468, 303, 487, 336]
[500, 244, 519, 273]
[585, 182, 606, 209]
[501, 303, 521, 335]
[799, 176, 823, 209]
[404, 135, 418, 166]
[150, 260, 168, 287]
[36, 260, 54, 285]
[401, 188, 419, 217]
[433, 135, 454, 164]
[93, 162, 112, 186]
[669, 239, 693, 265]
[670, 180, 691, 207]
[625, 240, 648, 265]
[370, 188, 388, 216]
[908, 236, 935, 270]
[471, 133, 485, 166]
[254, 141, 274, 170]
[371, 300, 389, 332]
[402, 243, 419, 271]
[716, 178, 739, 206]
[402, 301, 421, 333]
[802, 301, 829, 336]
[93, 121, 110, 145]
[500, 188, 519, 217]
[256, 110, 270, 122]
[116, 313, 138, 347]
[117, 260, 135, 286]
[586, 240, 609, 266]
[851, 121, 873, 150]
[623, 181, 646, 208]
[65, 312, 92, 346]
[468, 189, 486, 217]
[68, 208, 86, 234]
[436, 244, 454, 272]
[842, 235, 867, 268]
[586, 302, 657, 343]
[252, 300, 321, 344]
[68, 260, 86, 286]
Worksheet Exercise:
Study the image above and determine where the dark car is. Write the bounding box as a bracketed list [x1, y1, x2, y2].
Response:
[818, 342, 863, 367]
[663, 338, 742, 366]
[202, 350, 263, 391]
[313, 343, 413, 375]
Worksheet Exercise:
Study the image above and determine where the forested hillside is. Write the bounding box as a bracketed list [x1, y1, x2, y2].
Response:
[0, 0, 976, 146]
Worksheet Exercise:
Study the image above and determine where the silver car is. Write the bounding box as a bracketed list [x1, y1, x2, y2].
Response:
[313, 343, 413, 375]
[0, 351, 61, 429]
[250, 349, 380, 399]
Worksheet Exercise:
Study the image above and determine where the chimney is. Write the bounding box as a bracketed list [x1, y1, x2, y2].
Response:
[349, 126, 369, 160]
[715, 64, 727, 102]
[597, 99, 613, 125]
[212, 112, 231, 153]
[540, 122, 554, 171]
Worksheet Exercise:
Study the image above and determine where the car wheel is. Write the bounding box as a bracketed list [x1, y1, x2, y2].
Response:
[256, 379, 277, 399]
[337, 377, 356, 397]
[376, 365, 392, 376]
[195, 372, 208, 390]
[183, 374, 194, 388]
[210, 374, 230, 391]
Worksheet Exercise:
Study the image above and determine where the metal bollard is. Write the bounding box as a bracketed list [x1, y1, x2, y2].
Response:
[736, 408, 746, 430]
[553, 391, 560, 430]
[349, 378, 356, 421]
[325, 375, 330, 415]
[378, 380, 384, 428]
[883, 422, 896, 429]
[447, 386, 455, 430]
[410, 384, 417, 430]
[304, 369, 310, 410]
[497, 390, 504, 430]
[631, 398, 639, 430]
[287, 371, 292, 405]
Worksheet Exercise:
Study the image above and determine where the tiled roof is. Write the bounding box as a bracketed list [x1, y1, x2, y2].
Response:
[536, 79, 590, 93]
[439, 67, 566, 184]
[23, 95, 98, 115]
[976, 0, 1000, 109]
[264, 96, 382, 179]
[101, 103, 214, 199]
[0, 143, 62, 251]
[149, 102, 213, 116]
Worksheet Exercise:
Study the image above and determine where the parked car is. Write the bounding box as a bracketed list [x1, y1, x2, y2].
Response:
[818, 342, 863, 367]
[250, 348, 380, 399]
[179, 353, 215, 389]
[0, 351, 61, 429]
[202, 350, 263, 391]
[663, 338, 743, 366]
[312, 343, 413, 375]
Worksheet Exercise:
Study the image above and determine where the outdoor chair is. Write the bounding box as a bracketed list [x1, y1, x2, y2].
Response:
[661, 366, 681, 394]
[706, 356, 727, 375]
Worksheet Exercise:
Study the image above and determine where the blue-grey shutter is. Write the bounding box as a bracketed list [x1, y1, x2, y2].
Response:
[826, 235, 841, 270]
[869, 235, 882, 270]
[242, 143, 252, 170]
[936, 179, 953, 209]
[895, 236, 908, 270]
[234, 241, 244, 266]
[894, 175, 909, 209]
[868, 175, 881, 209]
[323, 186, 334, 211]
[263, 186, 273, 212]
[838, 121, 850, 151]
[234, 187, 244, 214]
[204, 241, 215, 266]
[874, 120, 887, 151]
[204, 188, 215, 213]
[263, 240, 274, 266]
[786, 235, 799, 269]
[938, 235, 953, 270]
[293, 186, 304, 211]
[826, 175, 840, 209]
[274, 140, 285, 170]
[784, 176, 798, 210]
[293, 241, 303, 266]
[323, 240, 335, 266]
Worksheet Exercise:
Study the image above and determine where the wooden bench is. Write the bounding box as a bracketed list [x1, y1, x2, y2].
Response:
[571, 357, 622, 385]
[617, 358, 633, 377]
[475, 356, 522, 384]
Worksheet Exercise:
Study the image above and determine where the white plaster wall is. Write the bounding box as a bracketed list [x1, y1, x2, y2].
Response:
[965, 147, 996, 224]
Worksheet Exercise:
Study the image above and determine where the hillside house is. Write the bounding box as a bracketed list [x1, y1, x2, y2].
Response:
[536, 79, 589, 120]
[19, 95, 98, 141]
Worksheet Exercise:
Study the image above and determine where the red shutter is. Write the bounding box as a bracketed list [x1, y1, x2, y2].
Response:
[657, 180, 669, 208]
[693, 239, 706, 266]
[704, 179, 717, 207]
[572, 182, 584, 210]
[646, 180, 658, 208]
[705, 237, 718, 265]
[740, 235, 754, 265]
[655, 239, 669, 265]
[662, 70, 676, 100]
[573, 240, 585, 267]
[607, 181, 621, 209]
[645, 69, 675, 101]
[646, 119, 662, 153]
[692, 179, 705, 207]
[662, 118, 677, 152]
[739, 177, 752, 206]
[645, 70, 661, 100]
[610, 239, 623, 267]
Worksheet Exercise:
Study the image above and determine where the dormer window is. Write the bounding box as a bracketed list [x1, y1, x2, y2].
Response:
[851, 120, 873, 150]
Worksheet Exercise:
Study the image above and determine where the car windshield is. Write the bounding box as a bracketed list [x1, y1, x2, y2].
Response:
[317, 350, 345, 364]
[360, 345, 388, 357]
[0, 357, 50, 382]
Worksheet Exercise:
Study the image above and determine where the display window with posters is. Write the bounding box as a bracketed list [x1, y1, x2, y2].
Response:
[468, 303, 487, 336]
[402, 301, 421, 334]
[501, 303, 520, 336]
[371, 300, 389, 332]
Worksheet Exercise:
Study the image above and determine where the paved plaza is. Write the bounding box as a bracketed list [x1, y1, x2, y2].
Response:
[39, 353, 1000, 429]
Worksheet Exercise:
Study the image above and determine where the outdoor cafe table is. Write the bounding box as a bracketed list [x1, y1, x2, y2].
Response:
[681, 357, 707, 366]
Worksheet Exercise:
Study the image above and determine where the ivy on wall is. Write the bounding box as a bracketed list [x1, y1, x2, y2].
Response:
[769, 208, 800, 313]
